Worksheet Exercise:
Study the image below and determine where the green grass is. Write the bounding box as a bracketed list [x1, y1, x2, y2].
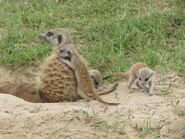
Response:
[0, 0, 185, 74]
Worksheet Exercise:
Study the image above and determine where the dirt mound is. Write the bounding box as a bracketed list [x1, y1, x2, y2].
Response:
[0, 65, 185, 138]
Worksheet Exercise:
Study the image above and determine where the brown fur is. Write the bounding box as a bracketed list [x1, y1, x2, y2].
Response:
[37, 54, 78, 102]
[58, 44, 119, 105]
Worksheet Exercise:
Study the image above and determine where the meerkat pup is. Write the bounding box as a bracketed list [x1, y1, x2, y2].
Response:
[104, 63, 154, 96]
[89, 69, 102, 90]
[57, 44, 119, 105]
[39, 28, 73, 46]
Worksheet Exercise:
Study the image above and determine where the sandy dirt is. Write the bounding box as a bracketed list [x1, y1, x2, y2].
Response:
[0, 66, 185, 139]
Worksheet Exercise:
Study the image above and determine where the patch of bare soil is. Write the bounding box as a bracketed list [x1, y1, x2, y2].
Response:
[0, 65, 184, 139]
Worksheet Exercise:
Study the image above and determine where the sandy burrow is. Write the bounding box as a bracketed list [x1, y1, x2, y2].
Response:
[0, 78, 184, 139]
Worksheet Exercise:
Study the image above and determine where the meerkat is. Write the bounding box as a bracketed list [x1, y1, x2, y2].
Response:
[57, 44, 119, 105]
[103, 63, 154, 96]
[89, 69, 102, 90]
[39, 28, 102, 89]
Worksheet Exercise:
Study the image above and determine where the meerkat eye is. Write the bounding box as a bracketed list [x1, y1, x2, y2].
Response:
[46, 31, 53, 36]
[145, 78, 149, 81]
[58, 35, 63, 44]
[139, 77, 141, 80]
[59, 49, 65, 53]
[67, 50, 71, 55]
[67, 50, 72, 57]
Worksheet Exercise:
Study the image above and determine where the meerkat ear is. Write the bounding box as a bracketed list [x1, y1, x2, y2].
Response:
[57, 34, 63, 45]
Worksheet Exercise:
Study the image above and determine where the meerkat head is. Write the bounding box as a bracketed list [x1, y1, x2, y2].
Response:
[89, 70, 102, 89]
[39, 28, 73, 46]
[138, 68, 153, 87]
[57, 44, 77, 61]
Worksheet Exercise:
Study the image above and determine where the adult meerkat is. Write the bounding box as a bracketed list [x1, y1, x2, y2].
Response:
[37, 28, 77, 102]
[104, 63, 154, 96]
[57, 44, 119, 105]
[89, 69, 102, 90]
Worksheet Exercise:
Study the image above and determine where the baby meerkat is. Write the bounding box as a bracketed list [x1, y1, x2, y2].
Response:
[39, 28, 73, 46]
[104, 63, 154, 96]
[57, 44, 119, 105]
[89, 69, 102, 90]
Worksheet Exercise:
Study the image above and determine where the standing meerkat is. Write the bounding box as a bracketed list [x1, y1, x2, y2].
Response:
[89, 69, 102, 90]
[57, 44, 119, 105]
[103, 63, 154, 96]
[38, 28, 78, 102]
[39, 28, 103, 89]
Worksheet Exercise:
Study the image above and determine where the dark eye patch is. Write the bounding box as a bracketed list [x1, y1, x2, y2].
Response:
[59, 49, 65, 53]
[145, 78, 149, 81]
[46, 31, 54, 36]
[58, 35, 63, 45]
[139, 77, 141, 81]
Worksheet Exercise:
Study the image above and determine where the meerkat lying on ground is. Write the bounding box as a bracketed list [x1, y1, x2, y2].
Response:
[104, 63, 154, 96]
[57, 44, 119, 105]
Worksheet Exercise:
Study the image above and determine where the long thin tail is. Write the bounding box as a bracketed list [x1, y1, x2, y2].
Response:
[103, 72, 129, 80]
[88, 82, 119, 105]
[0, 82, 42, 103]
[89, 82, 118, 97]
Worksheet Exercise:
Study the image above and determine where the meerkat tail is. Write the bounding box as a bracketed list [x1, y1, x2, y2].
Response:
[88, 82, 118, 97]
[88, 83, 119, 105]
[103, 72, 129, 80]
